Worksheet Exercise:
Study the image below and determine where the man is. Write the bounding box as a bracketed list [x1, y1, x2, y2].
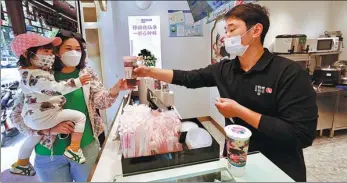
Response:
[135, 3, 318, 182]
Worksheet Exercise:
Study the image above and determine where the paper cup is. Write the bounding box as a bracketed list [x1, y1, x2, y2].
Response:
[123, 56, 138, 86]
[224, 125, 252, 177]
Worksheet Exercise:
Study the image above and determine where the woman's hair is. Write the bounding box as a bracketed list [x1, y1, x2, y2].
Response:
[16, 43, 54, 67]
[52, 31, 87, 71]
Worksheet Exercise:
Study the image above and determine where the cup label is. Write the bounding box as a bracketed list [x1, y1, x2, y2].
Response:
[226, 137, 249, 168]
[154, 80, 161, 90]
[230, 126, 246, 135]
[123, 57, 138, 80]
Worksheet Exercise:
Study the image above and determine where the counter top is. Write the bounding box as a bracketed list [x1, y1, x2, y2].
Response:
[114, 153, 294, 182]
[89, 115, 294, 182]
[313, 85, 341, 94]
[88, 92, 293, 182]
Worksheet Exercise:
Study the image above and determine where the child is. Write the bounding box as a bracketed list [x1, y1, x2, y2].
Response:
[9, 33, 90, 176]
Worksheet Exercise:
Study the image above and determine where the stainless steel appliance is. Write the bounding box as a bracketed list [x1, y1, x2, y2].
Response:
[307, 37, 340, 53]
[312, 66, 341, 86]
[273, 35, 293, 54]
[315, 87, 338, 136]
[341, 77, 347, 85]
[330, 87, 347, 137]
[333, 60, 347, 85]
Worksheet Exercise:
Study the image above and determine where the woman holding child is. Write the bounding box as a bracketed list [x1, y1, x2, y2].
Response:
[9, 30, 133, 182]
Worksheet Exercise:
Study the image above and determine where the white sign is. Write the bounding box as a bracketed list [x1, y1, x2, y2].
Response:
[206, 0, 256, 24]
[128, 16, 162, 68]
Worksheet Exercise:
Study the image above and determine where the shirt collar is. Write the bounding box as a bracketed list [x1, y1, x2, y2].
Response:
[231, 48, 274, 73]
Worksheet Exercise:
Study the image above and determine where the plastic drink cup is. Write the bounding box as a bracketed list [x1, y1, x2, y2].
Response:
[224, 125, 252, 177]
[123, 56, 138, 86]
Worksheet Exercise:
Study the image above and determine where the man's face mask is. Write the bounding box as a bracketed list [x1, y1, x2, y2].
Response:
[224, 26, 255, 57]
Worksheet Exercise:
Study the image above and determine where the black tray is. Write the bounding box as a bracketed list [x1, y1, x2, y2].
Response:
[121, 118, 220, 176]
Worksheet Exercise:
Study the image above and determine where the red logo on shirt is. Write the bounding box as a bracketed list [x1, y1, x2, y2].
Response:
[266, 88, 272, 94]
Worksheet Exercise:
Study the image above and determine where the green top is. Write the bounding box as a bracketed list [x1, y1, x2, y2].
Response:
[35, 69, 95, 155]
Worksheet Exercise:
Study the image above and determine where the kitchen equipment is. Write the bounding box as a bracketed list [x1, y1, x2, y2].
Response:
[291, 34, 307, 53]
[147, 88, 171, 111]
[273, 35, 293, 54]
[315, 88, 339, 136]
[325, 31, 342, 38]
[341, 77, 347, 85]
[333, 60, 347, 77]
[306, 37, 340, 53]
[333, 60, 347, 85]
[312, 66, 341, 86]
[312, 37, 340, 53]
[325, 31, 344, 51]
[330, 87, 347, 137]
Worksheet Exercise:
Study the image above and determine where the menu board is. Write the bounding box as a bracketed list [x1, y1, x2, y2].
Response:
[186, 0, 257, 24]
[168, 10, 203, 37]
[187, 0, 232, 22]
[128, 16, 162, 68]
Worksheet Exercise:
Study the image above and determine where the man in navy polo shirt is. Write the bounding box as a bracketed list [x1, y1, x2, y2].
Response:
[134, 3, 318, 182]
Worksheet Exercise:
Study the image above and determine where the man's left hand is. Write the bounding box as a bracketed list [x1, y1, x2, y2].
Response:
[215, 98, 243, 118]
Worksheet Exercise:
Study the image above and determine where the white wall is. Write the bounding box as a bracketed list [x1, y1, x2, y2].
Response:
[98, 1, 128, 132]
[98, 1, 341, 128]
[329, 1, 347, 60]
[208, 1, 336, 127]
[106, 1, 211, 119]
[260, 1, 333, 49]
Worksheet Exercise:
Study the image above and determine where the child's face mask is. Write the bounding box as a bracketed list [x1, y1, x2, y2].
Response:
[31, 53, 55, 70]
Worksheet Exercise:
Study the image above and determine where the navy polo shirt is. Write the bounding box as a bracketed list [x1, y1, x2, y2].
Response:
[172, 48, 318, 182]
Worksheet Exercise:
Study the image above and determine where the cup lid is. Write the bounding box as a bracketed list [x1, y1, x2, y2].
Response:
[224, 125, 252, 140]
[123, 56, 137, 60]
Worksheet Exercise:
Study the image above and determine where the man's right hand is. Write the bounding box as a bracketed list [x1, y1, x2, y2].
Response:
[134, 65, 151, 77]
[134, 65, 174, 84]
[39, 121, 75, 135]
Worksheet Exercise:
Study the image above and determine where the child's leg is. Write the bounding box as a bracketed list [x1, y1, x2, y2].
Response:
[18, 136, 42, 165]
[54, 109, 86, 152]
[10, 136, 41, 176]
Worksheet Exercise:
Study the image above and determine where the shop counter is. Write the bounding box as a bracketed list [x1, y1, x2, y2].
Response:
[88, 93, 294, 182]
[113, 152, 294, 182]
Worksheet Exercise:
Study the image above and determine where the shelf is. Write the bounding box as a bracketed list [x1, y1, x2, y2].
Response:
[83, 22, 98, 29]
[310, 51, 342, 56]
[279, 54, 310, 62]
[81, 2, 95, 8]
[278, 51, 342, 61]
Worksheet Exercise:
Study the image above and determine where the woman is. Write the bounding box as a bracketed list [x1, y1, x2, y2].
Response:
[10, 30, 134, 182]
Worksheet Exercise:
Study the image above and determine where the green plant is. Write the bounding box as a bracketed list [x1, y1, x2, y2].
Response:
[138, 49, 157, 67]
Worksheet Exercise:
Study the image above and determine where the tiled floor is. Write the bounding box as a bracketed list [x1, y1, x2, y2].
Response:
[201, 121, 347, 182]
[304, 130, 347, 182]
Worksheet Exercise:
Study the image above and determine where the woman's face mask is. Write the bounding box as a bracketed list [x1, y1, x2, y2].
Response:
[224, 26, 255, 57]
[31, 53, 55, 70]
[60, 50, 82, 67]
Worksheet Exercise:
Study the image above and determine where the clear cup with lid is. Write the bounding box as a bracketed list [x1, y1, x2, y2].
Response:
[224, 125, 252, 177]
[123, 56, 138, 86]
